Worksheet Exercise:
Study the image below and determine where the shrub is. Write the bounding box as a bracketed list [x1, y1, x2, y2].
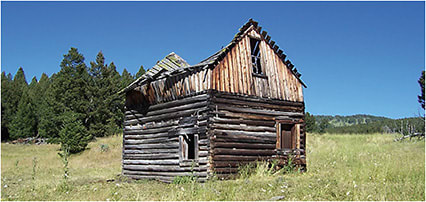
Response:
[58, 112, 91, 154]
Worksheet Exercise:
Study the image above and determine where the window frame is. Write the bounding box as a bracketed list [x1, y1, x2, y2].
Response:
[178, 133, 199, 165]
[249, 36, 266, 78]
[276, 120, 302, 151]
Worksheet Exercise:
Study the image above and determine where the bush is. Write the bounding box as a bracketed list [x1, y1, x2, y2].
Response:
[59, 112, 91, 154]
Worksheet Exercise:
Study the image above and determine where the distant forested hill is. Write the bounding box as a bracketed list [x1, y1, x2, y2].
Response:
[305, 113, 425, 135]
[325, 117, 424, 134]
[315, 114, 391, 127]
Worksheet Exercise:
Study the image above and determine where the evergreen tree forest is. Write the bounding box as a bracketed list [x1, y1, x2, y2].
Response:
[305, 113, 425, 135]
[1, 48, 146, 150]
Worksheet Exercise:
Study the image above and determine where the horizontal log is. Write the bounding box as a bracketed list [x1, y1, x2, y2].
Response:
[126, 93, 209, 113]
[124, 159, 179, 165]
[213, 110, 275, 121]
[212, 129, 276, 138]
[213, 142, 276, 149]
[123, 153, 179, 160]
[124, 143, 179, 150]
[124, 149, 179, 154]
[213, 148, 276, 156]
[125, 106, 209, 125]
[211, 123, 276, 132]
[124, 119, 178, 130]
[199, 151, 208, 157]
[123, 170, 208, 177]
[124, 132, 171, 140]
[212, 117, 275, 127]
[213, 134, 276, 144]
[126, 101, 208, 120]
[125, 174, 207, 183]
[124, 137, 178, 144]
[212, 91, 304, 107]
[216, 104, 303, 117]
[212, 155, 271, 161]
[211, 97, 303, 112]
[124, 165, 208, 172]
[124, 125, 177, 135]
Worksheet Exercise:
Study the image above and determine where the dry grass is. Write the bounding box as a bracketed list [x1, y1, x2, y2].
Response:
[1, 133, 424, 201]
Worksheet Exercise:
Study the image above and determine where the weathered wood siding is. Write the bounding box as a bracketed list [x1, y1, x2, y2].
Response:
[208, 91, 306, 177]
[134, 70, 212, 105]
[123, 91, 211, 182]
[211, 28, 303, 102]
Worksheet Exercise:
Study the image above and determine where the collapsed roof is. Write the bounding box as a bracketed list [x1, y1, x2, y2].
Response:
[120, 19, 306, 94]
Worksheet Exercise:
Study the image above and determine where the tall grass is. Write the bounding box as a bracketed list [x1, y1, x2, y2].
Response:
[1, 133, 424, 201]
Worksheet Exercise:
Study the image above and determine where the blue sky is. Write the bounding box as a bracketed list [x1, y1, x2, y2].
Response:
[1, 1, 424, 119]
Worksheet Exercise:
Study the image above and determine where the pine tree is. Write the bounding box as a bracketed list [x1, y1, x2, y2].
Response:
[27, 77, 40, 134]
[58, 111, 91, 154]
[9, 89, 37, 139]
[87, 52, 122, 137]
[10, 67, 28, 116]
[418, 70, 425, 110]
[38, 74, 60, 140]
[121, 68, 134, 89]
[135, 65, 146, 78]
[39, 48, 91, 144]
[318, 119, 330, 134]
[305, 112, 317, 133]
[1, 72, 13, 140]
[53, 47, 91, 126]
[106, 62, 124, 135]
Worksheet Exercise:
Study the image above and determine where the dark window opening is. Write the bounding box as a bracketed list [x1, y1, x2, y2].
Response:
[250, 38, 263, 75]
[280, 124, 296, 150]
[180, 134, 198, 160]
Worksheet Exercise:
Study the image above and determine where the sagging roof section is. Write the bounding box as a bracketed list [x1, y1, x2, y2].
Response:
[120, 19, 306, 94]
[120, 52, 190, 94]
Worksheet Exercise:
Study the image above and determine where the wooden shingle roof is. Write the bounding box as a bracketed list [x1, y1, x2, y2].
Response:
[120, 19, 306, 94]
[120, 52, 190, 94]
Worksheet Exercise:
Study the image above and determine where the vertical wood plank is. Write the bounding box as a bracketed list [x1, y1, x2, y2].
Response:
[230, 45, 238, 93]
[243, 36, 252, 95]
[220, 59, 225, 92]
[282, 63, 290, 101]
[296, 124, 300, 149]
[270, 46, 282, 100]
[194, 71, 199, 93]
[226, 49, 236, 93]
[235, 40, 243, 94]
[276, 122, 281, 149]
[240, 36, 248, 94]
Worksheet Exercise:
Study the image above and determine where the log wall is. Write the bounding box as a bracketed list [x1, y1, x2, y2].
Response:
[208, 91, 306, 177]
[122, 91, 211, 182]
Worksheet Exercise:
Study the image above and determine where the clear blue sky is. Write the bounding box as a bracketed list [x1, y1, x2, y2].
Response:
[1, 1, 424, 119]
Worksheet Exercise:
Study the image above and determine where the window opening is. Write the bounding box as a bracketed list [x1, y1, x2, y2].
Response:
[250, 38, 263, 75]
[179, 134, 198, 160]
[280, 124, 296, 150]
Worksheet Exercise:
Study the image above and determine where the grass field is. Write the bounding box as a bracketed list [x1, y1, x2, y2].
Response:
[1, 133, 424, 201]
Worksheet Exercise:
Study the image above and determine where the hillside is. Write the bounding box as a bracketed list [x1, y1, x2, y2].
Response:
[1, 133, 424, 201]
[315, 114, 391, 127]
[326, 117, 425, 134]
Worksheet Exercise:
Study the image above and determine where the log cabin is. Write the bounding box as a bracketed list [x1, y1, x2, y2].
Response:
[119, 19, 307, 182]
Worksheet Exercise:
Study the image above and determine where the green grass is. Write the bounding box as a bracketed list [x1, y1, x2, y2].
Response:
[1, 133, 424, 201]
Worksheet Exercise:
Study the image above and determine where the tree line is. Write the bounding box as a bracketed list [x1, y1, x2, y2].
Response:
[305, 70, 425, 135]
[305, 113, 425, 135]
[1, 47, 146, 153]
